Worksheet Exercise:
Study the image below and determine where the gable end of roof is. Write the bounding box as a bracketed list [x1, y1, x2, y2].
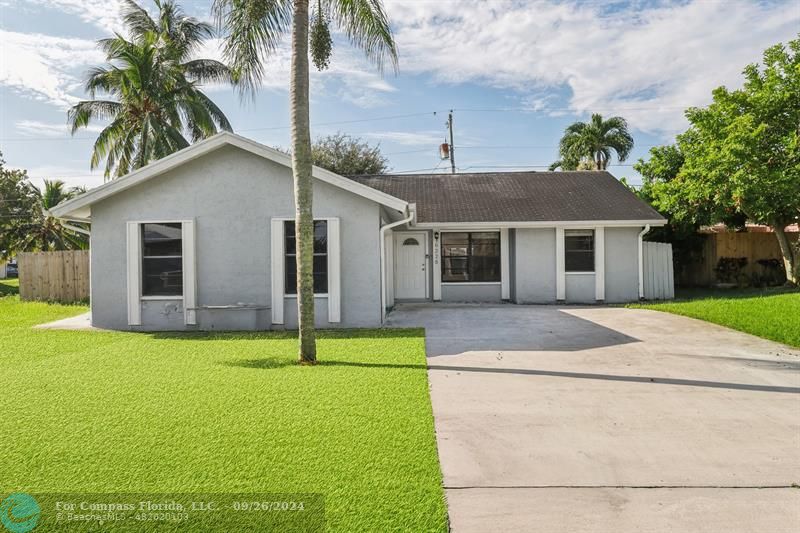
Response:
[51, 132, 408, 219]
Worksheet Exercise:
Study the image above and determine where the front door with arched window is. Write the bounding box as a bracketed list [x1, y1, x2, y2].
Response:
[394, 231, 428, 299]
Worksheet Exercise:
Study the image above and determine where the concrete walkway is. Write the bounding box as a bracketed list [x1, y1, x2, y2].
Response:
[34, 312, 94, 330]
[386, 304, 800, 533]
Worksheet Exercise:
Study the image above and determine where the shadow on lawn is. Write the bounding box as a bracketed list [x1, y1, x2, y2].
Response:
[221, 358, 427, 370]
[0, 280, 19, 297]
[672, 286, 800, 302]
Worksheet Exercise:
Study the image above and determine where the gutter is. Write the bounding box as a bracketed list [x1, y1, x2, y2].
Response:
[379, 204, 415, 322]
[638, 224, 651, 299]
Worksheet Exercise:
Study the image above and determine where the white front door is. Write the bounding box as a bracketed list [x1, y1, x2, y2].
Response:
[394, 232, 428, 299]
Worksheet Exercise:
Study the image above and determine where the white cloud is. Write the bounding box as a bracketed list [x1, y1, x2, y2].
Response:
[384, 0, 800, 135]
[196, 36, 397, 107]
[15, 120, 103, 138]
[0, 31, 103, 108]
[5, 0, 797, 134]
[23, 0, 124, 33]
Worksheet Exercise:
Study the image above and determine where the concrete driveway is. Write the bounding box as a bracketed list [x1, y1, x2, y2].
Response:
[386, 304, 800, 533]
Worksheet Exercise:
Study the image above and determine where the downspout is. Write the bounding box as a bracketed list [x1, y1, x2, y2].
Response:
[379, 204, 415, 322]
[638, 224, 651, 300]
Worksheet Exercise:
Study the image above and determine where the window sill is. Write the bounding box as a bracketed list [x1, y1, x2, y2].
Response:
[141, 295, 184, 301]
[565, 272, 595, 275]
[441, 282, 501, 285]
[284, 294, 329, 299]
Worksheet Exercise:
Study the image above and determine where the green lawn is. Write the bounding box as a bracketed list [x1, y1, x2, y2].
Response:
[628, 287, 800, 348]
[0, 288, 447, 532]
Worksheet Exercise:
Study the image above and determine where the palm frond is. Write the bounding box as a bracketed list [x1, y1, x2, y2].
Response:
[90, 118, 126, 170]
[68, 100, 122, 134]
[182, 59, 234, 85]
[555, 113, 635, 171]
[121, 0, 158, 40]
[212, 0, 293, 96]
[329, 0, 398, 73]
[191, 90, 234, 132]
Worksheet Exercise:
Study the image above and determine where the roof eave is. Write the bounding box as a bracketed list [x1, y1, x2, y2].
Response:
[413, 219, 667, 228]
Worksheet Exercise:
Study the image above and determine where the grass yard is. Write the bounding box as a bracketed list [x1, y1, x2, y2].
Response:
[0, 286, 447, 531]
[628, 287, 800, 348]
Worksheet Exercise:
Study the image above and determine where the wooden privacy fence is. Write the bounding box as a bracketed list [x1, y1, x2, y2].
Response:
[18, 250, 89, 303]
[678, 231, 797, 286]
[643, 241, 675, 300]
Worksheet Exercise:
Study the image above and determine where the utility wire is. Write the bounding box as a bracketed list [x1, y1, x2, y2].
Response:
[0, 110, 449, 142]
[0, 102, 702, 142]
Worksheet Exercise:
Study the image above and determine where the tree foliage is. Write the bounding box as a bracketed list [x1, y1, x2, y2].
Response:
[0, 154, 87, 257]
[69, 0, 233, 180]
[311, 132, 389, 175]
[551, 114, 634, 171]
[633, 145, 707, 280]
[652, 36, 800, 283]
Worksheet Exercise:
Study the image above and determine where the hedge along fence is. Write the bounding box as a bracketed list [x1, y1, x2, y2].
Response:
[18, 250, 89, 303]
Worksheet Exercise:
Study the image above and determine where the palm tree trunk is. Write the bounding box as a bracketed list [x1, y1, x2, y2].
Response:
[290, 0, 317, 363]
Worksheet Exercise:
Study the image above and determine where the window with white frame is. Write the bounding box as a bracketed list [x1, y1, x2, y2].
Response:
[564, 229, 595, 272]
[141, 222, 183, 296]
[441, 231, 501, 282]
[284, 220, 328, 294]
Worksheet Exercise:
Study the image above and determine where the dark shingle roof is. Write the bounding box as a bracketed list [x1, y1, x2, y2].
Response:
[348, 171, 665, 224]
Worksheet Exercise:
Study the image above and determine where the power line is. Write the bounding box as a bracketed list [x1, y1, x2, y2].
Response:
[458, 164, 636, 169]
[453, 105, 698, 113]
[391, 166, 448, 174]
[238, 110, 446, 133]
[383, 148, 433, 156]
[0, 110, 448, 142]
[0, 101, 706, 142]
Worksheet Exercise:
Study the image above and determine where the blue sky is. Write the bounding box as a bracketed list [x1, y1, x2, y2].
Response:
[1, 0, 798, 190]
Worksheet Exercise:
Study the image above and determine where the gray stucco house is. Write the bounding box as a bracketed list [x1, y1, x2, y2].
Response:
[52, 132, 666, 331]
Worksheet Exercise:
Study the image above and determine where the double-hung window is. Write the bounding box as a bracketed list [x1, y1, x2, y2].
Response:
[141, 223, 183, 296]
[284, 220, 328, 294]
[564, 229, 595, 272]
[441, 231, 501, 282]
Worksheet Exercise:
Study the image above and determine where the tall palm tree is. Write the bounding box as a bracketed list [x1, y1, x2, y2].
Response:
[9, 180, 88, 253]
[213, 0, 398, 363]
[69, 0, 234, 179]
[551, 114, 634, 171]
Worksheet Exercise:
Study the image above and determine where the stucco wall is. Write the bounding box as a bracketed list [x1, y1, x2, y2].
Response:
[514, 228, 557, 303]
[512, 226, 642, 304]
[441, 283, 502, 302]
[565, 273, 595, 303]
[90, 144, 382, 331]
[604, 227, 641, 302]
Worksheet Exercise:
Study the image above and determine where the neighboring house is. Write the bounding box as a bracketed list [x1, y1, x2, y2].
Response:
[52, 132, 666, 331]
